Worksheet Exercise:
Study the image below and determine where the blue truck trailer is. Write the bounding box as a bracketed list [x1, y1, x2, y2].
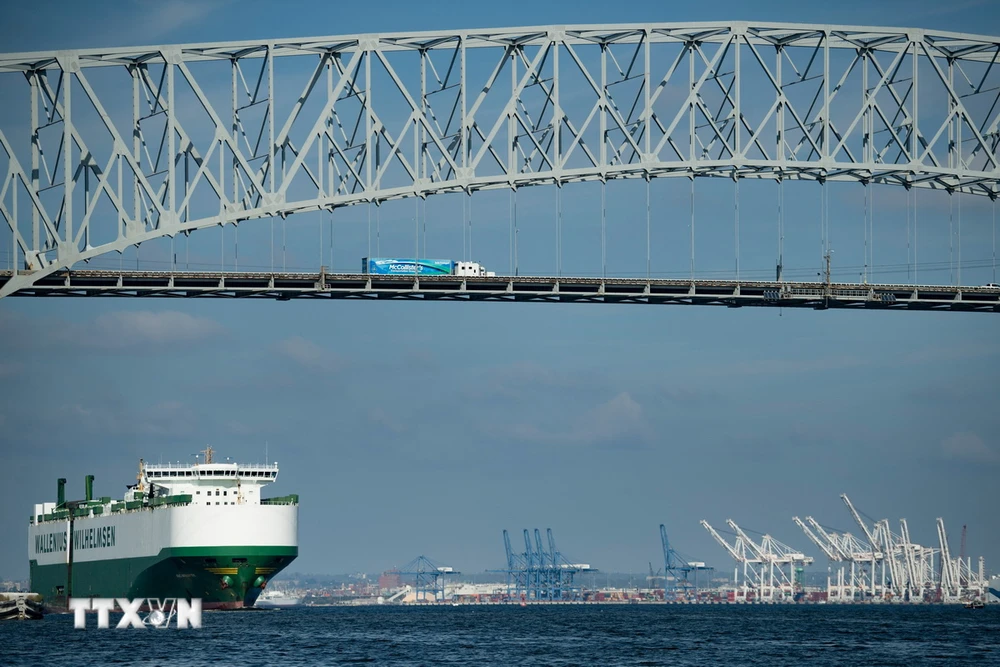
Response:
[362, 258, 496, 276]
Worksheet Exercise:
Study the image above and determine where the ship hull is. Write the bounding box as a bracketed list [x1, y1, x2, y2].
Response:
[30, 546, 297, 612]
[28, 502, 298, 612]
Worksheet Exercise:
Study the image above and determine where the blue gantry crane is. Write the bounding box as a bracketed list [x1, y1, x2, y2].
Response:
[660, 524, 714, 599]
[493, 528, 595, 601]
[392, 555, 460, 602]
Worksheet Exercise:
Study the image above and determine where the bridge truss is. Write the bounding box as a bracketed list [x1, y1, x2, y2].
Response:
[2, 22, 1000, 300]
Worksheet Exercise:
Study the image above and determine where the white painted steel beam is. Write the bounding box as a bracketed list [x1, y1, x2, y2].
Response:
[2, 22, 1000, 297]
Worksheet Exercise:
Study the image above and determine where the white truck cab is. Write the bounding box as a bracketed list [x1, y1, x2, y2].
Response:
[454, 261, 496, 277]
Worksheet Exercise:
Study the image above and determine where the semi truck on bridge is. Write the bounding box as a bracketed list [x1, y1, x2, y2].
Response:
[362, 258, 497, 277]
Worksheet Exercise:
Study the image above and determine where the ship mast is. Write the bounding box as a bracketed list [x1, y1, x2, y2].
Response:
[202, 446, 214, 464]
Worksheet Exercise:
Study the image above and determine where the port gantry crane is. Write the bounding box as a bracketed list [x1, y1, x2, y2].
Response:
[494, 528, 593, 601]
[793, 516, 879, 602]
[937, 518, 959, 602]
[793, 516, 843, 601]
[840, 494, 891, 599]
[808, 517, 875, 601]
[700, 519, 761, 603]
[659, 524, 712, 600]
[727, 520, 814, 602]
[392, 555, 460, 602]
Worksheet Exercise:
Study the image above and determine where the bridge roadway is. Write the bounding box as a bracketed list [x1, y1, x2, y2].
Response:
[1, 270, 998, 312]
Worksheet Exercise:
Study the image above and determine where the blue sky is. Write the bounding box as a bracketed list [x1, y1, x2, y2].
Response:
[1, 0, 999, 581]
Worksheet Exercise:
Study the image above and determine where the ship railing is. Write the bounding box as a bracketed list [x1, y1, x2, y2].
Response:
[261, 494, 299, 506]
[144, 462, 278, 470]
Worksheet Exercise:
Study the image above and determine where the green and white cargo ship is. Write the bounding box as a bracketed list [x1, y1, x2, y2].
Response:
[28, 448, 298, 611]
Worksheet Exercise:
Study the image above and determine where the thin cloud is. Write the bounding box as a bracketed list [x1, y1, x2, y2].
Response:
[129, 0, 230, 40]
[0, 361, 23, 378]
[55, 399, 196, 440]
[504, 392, 652, 449]
[704, 354, 867, 377]
[275, 336, 341, 373]
[941, 432, 1000, 464]
[79, 310, 224, 348]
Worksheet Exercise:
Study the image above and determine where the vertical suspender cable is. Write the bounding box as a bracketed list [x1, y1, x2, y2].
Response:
[777, 177, 783, 282]
[993, 196, 997, 285]
[871, 181, 875, 281]
[376, 202, 380, 257]
[906, 186, 911, 283]
[957, 191, 961, 286]
[330, 207, 334, 271]
[690, 176, 695, 281]
[734, 174, 740, 281]
[469, 195, 473, 262]
[914, 188, 918, 285]
[646, 175, 651, 281]
[557, 184, 562, 277]
[319, 209, 323, 269]
[602, 180, 606, 279]
[509, 189, 513, 275]
[863, 182, 869, 283]
[820, 178, 826, 270]
[514, 188, 519, 276]
[367, 202, 371, 261]
[282, 217, 286, 271]
[949, 192, 954, 285]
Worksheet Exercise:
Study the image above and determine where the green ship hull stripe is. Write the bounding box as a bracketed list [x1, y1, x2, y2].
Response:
[29, 545, 298, 608]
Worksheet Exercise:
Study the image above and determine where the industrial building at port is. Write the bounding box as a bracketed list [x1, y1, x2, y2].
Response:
[334, 494, 993, 606]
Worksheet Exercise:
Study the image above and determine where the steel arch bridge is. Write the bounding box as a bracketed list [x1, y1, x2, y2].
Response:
[1, 22, 999, 310]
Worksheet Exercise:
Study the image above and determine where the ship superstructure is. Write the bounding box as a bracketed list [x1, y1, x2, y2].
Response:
[28, 448, 298, 611]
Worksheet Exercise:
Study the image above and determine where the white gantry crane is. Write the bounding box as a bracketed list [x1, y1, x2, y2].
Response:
[793, 516, 872, 603]
[700, 519, 761, 603]
[701, 519, 812, 603]
[711, 496, 988, 605]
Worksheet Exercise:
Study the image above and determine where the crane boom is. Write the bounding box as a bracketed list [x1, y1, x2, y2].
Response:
[936, 518, 958, 596]
[726, 519, 768, 562]
[805, 517, 852, 561]
[700, 520, 744, 562]
[503, 530, 515, 570]
[841, 494, 880, 550]
[793, 516, 839, 561]
[660, 524, 673, 569]
[899, 519, 920, 596]
[534, 529, 547, 567]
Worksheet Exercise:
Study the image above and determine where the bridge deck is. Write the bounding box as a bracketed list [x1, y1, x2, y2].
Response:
[1, 270, 997, 312]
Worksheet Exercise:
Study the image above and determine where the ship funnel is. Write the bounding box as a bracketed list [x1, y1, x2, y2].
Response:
[57, 478, 66, 507]
[85, 475, 94, 502]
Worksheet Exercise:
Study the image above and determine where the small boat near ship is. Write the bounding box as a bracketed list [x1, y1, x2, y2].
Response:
[0, 593, 45, 620]
[254, 588, 305, 607]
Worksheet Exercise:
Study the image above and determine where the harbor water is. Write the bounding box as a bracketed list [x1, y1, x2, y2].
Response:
[1, 604, 996, 666]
